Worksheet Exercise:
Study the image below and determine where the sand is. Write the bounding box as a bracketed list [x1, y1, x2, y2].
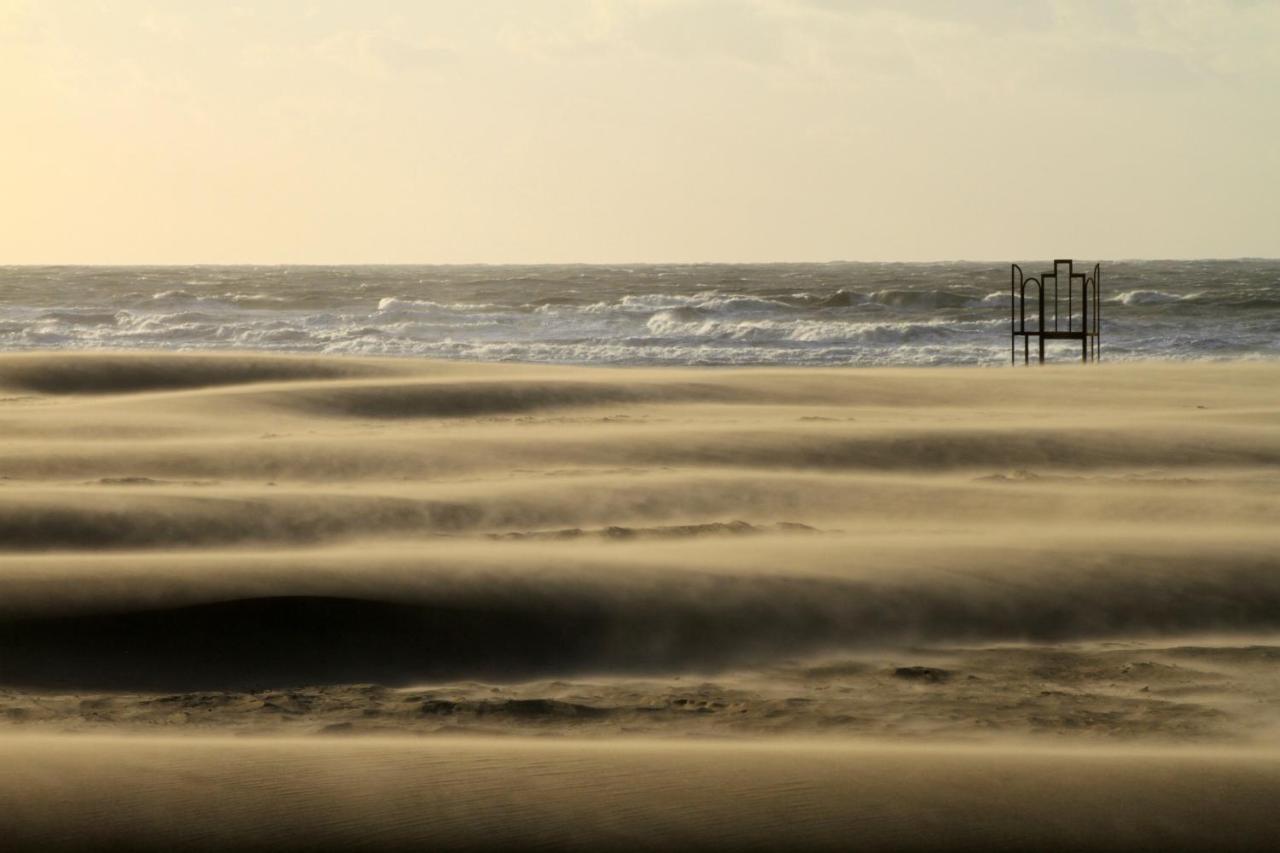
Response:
[1, 352, 1278, 849]
[5, 735, 1280, 851]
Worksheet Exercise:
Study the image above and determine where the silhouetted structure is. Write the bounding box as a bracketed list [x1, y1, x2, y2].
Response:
[1011, 259, 1100, 364]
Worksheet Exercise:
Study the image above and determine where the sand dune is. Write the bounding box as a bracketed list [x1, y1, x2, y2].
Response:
[1, 353, 1277, 687]
[0, 472, 1275, 550]
[1, 351, 1276, 653]
[2, 353, 1279, 848]
[2, 533, 1280, 689]
[0, 351, 396, 394]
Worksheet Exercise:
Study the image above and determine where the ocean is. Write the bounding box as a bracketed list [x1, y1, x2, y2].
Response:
[2, 260, 1277, 366]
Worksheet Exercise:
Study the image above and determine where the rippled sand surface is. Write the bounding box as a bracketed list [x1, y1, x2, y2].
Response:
[5, 735, 1280, 852]
[1, 352, 1278, 849]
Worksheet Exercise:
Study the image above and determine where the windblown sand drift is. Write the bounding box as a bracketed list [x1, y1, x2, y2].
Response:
[1, 353, 1277, 688]
[2, 353, 1279, 849]
[4, 735, 1280, 852]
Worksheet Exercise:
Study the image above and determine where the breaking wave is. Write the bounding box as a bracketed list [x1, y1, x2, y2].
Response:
[1110, 290, 1191, 306]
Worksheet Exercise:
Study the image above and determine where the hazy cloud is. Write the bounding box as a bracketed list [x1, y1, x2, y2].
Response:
[311, 30, 454, 78]
[2, 0, 1277, 262]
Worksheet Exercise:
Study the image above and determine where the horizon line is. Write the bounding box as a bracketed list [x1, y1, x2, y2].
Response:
[3, 257, 1278, 268]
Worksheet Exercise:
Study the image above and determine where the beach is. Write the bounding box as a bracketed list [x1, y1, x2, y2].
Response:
[8, 0, 1278, 844]
[0, 351, 1277, 848]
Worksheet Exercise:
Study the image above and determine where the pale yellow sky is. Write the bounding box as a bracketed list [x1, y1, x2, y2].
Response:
[2, 0, 1278, 263]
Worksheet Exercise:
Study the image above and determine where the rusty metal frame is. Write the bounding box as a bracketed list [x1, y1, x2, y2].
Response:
[1011, 259, 1100, 365]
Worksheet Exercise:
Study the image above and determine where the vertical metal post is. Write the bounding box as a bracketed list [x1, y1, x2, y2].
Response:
[1038, 281, 1045, 364]
[1081, 278, 1088, 364]
[1096, 264, 1101, 363]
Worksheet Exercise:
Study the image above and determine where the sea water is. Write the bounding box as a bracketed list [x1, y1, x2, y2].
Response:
[1, 261, 1277, 366]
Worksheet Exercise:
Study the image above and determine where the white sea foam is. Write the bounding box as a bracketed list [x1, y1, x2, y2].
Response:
[1110, 290, 1187, 306]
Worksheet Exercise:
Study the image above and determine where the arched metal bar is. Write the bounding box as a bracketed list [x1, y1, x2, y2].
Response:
[1018, 276, 1044, 364]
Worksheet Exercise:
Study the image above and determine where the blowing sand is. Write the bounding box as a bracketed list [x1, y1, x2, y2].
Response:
[1, 352, 1278, 849]
[6, 735, 1280, 852]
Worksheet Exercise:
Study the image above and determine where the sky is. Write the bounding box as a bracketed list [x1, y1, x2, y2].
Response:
[2, 0, 1278, 263]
